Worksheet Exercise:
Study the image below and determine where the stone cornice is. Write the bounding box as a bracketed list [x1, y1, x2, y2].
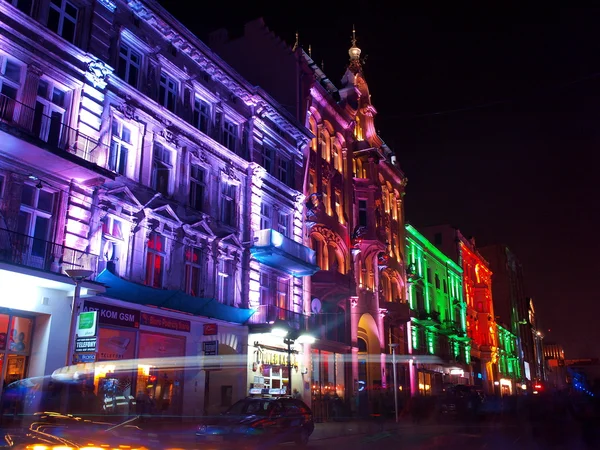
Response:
[126, 0, 309, 145]
[310, 84, 352, 130]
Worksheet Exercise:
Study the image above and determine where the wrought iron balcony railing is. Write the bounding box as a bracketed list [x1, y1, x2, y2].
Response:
[247, 304, 309, 331]
[0, 228, 98, 277]
[0, 93, 106, 163]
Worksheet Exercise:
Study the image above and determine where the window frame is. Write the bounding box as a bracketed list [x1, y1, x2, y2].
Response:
[117, 41, 142, 88]
[47, 0, 79, 44]
[109, 117, 134, 176]
[184, 245, 205, 297]
[151, 141, 174, 196]
[192, 96, 211, 134]
[145, 232, 166, 288]
[158, 71, 178, 113]
[217, 257, 234, 306]
[219, 179, 238, 227]
[189, 163, 207, 211]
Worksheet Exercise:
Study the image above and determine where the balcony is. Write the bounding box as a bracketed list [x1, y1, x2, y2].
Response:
[416, 309, 441, 326]
[250, 229, 320, 277]
[247, 304, 309, 331]
[379, 298, 411, 323]
[0, 93, 113, 183]
[0, 228, 98, 276]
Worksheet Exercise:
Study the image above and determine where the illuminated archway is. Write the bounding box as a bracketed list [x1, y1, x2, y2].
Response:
[357, 312, 381, 388]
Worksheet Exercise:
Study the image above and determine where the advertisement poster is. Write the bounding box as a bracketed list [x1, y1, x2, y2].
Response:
[138, 332, 185, 359]
[9, 316, 32, 354]
[97, 327, 136, 361]
[77, 311, 98, 337]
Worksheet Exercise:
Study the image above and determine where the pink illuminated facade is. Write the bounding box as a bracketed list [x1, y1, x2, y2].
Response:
[0, 0, 317, 417]
[211, 21, 410, 417]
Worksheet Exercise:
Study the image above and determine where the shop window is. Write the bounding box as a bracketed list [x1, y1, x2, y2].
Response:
[47, 0, 78, 44]
[145, 232, 165, 288]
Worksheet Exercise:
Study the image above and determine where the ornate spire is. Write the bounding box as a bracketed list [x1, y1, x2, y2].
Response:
[348, 25, 361, 61]
[292, 31, 299, 51]
[348, 25, 362, 73]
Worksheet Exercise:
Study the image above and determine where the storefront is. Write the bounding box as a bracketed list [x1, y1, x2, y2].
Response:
[247, 331, 310, 403]
[0, 265, 102, 393]
[310, 348, 347, 421]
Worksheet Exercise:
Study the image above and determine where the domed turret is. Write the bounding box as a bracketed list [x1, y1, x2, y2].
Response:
[349, 26, 361, 61]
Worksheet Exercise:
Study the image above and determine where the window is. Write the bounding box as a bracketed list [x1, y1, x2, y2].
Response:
[332, 145, 341, 172]
[117, 42, 141, 88]
[220, 182, 236, 226]
[159, 72, 177, 112]
[277, 158, 289, 185]
[335, 191, 344, 224]
[320, 131, 329, 161]
[184, 246, 204, 296]
[17, 184, 55, 259]
[34, 78, 67, 146]
[0, 174, 4, 198]
[0, 56, 21, 121]
[222, 120, 237, 151]
[193, 97, 210, 134]
[47, 0, 78, 43]
[277, 212, 288, 236]
[276, 277, 289, 312]
[259, 272, 271, 306]
[189, 164, 206, 211]
[358, 199, 368, 227]
[217, 258, 234, 305]
[322, 183, 329, 215]
[9, 0, 34, 15]
[151, 143, 172, 196]
[145, 232, 165, 288]
[102, 215, 123, 240]
[261, 145, 274, 174]
[260, 203, 272, 230]
[109, 119, 132, 176]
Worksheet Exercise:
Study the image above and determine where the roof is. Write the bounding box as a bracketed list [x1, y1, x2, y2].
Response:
[95, 269, 255, 325]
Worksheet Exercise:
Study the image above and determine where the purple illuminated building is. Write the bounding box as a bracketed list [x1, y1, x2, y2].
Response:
[0, 0, 316, 417]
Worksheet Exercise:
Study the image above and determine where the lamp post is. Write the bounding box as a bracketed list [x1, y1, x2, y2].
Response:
[389, 343, 399, 423]
[65, 269, 93, 366]
[272, 323, 315, 396]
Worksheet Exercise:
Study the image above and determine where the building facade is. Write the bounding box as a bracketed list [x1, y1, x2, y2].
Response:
[544, 342, 568, 390]
[0, 0, 318, 417]
[479, 244, 532, 389]
[527, 297, 547, 382]
[404, 224, 470, 396]
[420, 225, 499, 394]
[211, 21, 410, 418]
[496, 324, 521, 395]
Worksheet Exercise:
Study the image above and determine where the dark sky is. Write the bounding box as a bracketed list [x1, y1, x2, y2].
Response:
[157, 1, 600, 359]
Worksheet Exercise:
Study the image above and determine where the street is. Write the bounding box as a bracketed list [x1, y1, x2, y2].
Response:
[133, 419, 593, 450]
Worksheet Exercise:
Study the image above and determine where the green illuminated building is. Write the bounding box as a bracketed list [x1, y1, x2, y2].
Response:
[497, 324, 522, 391]
[405, 225, 471, 394]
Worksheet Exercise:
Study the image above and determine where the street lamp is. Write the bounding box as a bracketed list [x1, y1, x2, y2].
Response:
[65, 269, 93, 366]
[271, 322, 315, 395]
[389, 343, 399, 423]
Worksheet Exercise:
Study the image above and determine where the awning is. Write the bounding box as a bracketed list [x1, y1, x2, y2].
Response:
[95, 269, 255, 324]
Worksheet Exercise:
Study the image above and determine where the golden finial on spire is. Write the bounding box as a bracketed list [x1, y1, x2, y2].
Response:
[348, 25, 361, 61]
[308, 44, 312, 58]
[321, 60, 325, 71]
[292, 31, 299, 51]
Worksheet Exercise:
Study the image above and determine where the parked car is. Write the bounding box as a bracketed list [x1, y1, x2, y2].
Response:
[196, 396, 314, 447]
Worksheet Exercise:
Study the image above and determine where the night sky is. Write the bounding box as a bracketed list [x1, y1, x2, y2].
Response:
[157, 1, 600, 359]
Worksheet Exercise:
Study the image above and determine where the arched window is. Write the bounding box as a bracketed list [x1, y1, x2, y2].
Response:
[320, 130, 330, 162]
[309, 116, 317, 152]
[310, 234, 327, 270]
[380, 272, 391, 302]
[327, 243, 345, 274]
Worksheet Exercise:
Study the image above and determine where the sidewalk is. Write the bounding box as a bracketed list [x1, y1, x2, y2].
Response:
[311, 417, 412, 441]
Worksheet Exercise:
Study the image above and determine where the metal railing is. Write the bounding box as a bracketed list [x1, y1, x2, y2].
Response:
[0, 228, 98, 276]
[0, 92, 106, 163]
[247, 304, 309, 331]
